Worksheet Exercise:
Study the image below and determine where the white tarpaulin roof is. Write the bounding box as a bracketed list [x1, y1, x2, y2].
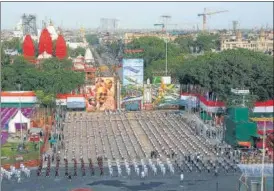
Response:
[8, 110, 30, 133]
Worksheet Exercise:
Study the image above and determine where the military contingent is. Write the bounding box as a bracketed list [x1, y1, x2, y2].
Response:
[1, 110, 242, 183]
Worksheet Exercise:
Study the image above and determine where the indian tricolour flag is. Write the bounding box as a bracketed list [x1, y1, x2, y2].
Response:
[198, 95, 225, 113]
[180, 93, 197, 101]
[180, 93, 199, 108]
[252, 100, 274, 118]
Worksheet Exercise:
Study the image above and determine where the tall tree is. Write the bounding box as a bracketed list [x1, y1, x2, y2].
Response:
[68, 47, 86, 58]
[124, 36, 182, 67]
[0, 46, 11, 66]
[194, 33, 220, 53]
[2, 37, 22, 52]
[1, 56, 85, 106]
[174, 36, 195, 54]
[179, 49, 273, 104]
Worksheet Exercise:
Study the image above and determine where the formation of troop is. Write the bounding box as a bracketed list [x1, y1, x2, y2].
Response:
[50, 111, 240, 179]
[1, 164, 30, 183]
[1, 110, 244, 183]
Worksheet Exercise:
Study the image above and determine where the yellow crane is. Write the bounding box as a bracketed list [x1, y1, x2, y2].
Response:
[198, 8, 228, 31]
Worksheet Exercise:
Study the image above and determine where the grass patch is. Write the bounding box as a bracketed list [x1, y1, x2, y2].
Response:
[1, 141, 41, 165]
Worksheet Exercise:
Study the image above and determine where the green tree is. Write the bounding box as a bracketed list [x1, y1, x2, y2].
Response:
[174, 36, 195, 54]
[2, 37, 22, 52]
[107, 40, 122, 58]
[38, 59, 85, 95]
[35, 90, 55, 107]
[146, 53, 185, 80]
[1, 56, 85, 106]
[40, 57, 73, 70]
[194, 33, 220, 53]
[1, 46, 11, 66]
[86, 34, 99, 45]
[178, 49, 273, 105]
[68, 47, 86, 57]
[125, 36, 182, 67]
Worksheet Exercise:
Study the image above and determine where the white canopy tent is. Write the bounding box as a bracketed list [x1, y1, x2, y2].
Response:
[8, 110, 30, 134]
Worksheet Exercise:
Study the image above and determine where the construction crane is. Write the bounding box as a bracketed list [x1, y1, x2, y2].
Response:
[198, 8, 228, 31]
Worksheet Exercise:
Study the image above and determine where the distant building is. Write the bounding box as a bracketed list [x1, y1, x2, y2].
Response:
[220, 29, 273, 55]
[13, 31, 23, 38]
[66, 42, 88, 49]
[124, 32, 177, 44]
[72, 55, 96, 84]
[4, 49, 19, 56]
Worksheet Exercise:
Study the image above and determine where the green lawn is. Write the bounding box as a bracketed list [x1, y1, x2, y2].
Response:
[1, 142, 41, 165]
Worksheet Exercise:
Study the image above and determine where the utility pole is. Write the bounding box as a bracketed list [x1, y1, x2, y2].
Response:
[161, 15, 171, 76]
[155, 15, 171, 76]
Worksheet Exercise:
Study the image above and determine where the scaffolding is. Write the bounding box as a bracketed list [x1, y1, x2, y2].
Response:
[21, 14, 38, 36]
[99, 18, 119, 33]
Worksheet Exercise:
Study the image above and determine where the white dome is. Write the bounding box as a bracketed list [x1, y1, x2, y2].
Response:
[38, 51, 52, 60]
[47, 24, 58, 41]
[84, 48, 94, 63]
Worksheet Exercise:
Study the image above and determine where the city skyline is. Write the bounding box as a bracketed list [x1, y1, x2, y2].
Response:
[1, 2, 273, 30]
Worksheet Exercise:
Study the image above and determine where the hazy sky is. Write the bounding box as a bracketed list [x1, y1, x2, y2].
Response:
[1, 2, 273, 30]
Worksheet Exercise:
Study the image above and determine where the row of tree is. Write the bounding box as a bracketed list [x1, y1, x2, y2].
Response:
[1, 56, 85, 106]
[177, 49, 273, 103]
[174, 33, 220, 54]
[85, 34, 99, 45]
[107, 34, 273, 103]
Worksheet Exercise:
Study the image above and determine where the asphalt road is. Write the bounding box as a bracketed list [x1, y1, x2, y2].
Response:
[2, 167, 241, 191]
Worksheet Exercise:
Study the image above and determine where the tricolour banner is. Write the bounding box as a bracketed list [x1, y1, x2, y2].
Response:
[253, 100, 274, 113]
